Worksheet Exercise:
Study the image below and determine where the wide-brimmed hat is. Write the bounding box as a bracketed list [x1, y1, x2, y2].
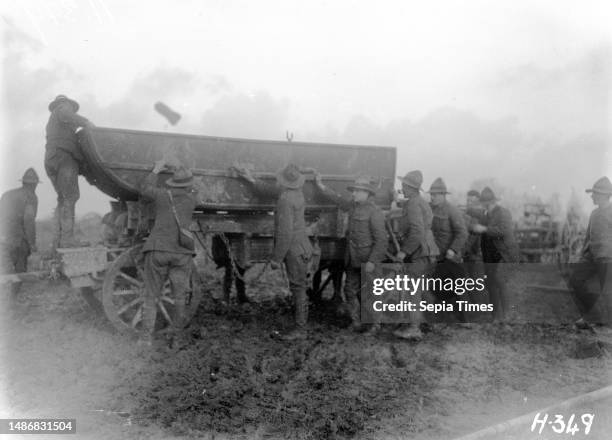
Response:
[428, 177, 450, 194]
[479, 187, 499, 203]
[585, 176, 612, 195]
[166, 167, 194, 187]
[347, 176, 376, 195]
[276, 163, 305, 189]
[467, 189, 480, 197]
[48, 94, 79, 112]
[397, 170, 423, 190]
[20, 167, 41, 184]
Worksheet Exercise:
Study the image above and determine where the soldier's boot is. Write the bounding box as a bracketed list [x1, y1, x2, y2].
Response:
[58, 203, 88, 248]
[221, 267, 232, 304]
[51, 207, 61, 251]
[283, 289, 308, 341]
[236, 271, 250, 304]
[348, 297, 363, 332]
[393, 324, 423, 341]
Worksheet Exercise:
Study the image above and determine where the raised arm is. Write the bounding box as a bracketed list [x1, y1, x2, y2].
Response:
[139, 159, 167, 201]
[313, 171, 352, 211]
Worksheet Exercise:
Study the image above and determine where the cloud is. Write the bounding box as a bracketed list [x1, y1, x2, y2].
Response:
[485, 45, 612, 137]
[200, 91, 290, 139]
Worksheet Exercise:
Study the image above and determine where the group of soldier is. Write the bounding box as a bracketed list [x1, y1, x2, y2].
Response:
[1, 94, 611, 346]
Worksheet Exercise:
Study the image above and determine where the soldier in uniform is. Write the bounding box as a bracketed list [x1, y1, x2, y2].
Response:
[314, 174, 387, 333]
[45, 95, 94, 248]
[428, 178, 468, 323]
[139, 159, 197, 346]
[568, 177, 612, 331]
[472, 187, 519, 322]
[236, 164, 313, 340]
[0, 168, 40, 277]
[394, 170, 439, 340]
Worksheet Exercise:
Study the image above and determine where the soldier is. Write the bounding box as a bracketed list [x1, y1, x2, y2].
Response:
[139, 159, 197, 346]
[236, 164, 313, 340]
[472, 187, 519, 322]
[394, 170, 439, 340]
[45, 95, 94, 248]
[0, 168, 40, 277]
[568, 177, 612, 332]
[314, 174, 387, 333]
[463, 189, 484, 278]
[428, 178, 468, 323]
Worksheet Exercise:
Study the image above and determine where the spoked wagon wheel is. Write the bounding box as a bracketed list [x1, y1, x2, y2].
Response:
[79, 248, 123, 314]
[102, 244, 203, 336]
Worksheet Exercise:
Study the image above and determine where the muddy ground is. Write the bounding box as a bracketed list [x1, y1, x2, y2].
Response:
[1, 263, 611, 440]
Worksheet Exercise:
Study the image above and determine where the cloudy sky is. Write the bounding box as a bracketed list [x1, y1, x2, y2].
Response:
[1, 0, 611, 218]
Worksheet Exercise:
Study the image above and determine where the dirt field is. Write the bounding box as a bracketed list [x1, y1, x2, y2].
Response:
[1, 262, 611, 440]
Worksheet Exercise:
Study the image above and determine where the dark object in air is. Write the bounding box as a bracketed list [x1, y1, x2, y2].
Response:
[154, 102, 181, 126]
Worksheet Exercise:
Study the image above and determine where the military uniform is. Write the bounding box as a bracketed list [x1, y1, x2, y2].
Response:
[45, 95, 91, 248]
[139, 167, 196, 337]
[248, 165, 313, 330]
[318, 179, 387, 326]
[0, 170, 39, 274]
[394, 170, 438, 340]
[428, 178, 468, 322]
[569, 177, 612, 325]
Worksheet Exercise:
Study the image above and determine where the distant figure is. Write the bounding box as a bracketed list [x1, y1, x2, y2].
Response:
[472, 187, 519, 322]
[211, 234, 249, 305]
[139, 158, 197, 346]
[0, 168, 40, 276]
[45, 95, 94, 248]
[568, 177, 612, 331]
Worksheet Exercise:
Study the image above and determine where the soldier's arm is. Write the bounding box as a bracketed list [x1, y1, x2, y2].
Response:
[449, 206, 468, 253]
[271, 197, 293, 262]
[56, 103, 91, 129]
[484, 208, 512, 238]
[316, 184, 352, 211]
[399, 203, 424, 256]
[139, 164, 165, 201]
[368, 209, 388, 263]
[23, 194, 38, 249]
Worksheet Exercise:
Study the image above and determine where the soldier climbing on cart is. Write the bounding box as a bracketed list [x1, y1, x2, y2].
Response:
[138, 156, 197, 346]
[234, 164, 313, 341]
[0, 168, 40, 290]
[45, 95, 95, 248]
